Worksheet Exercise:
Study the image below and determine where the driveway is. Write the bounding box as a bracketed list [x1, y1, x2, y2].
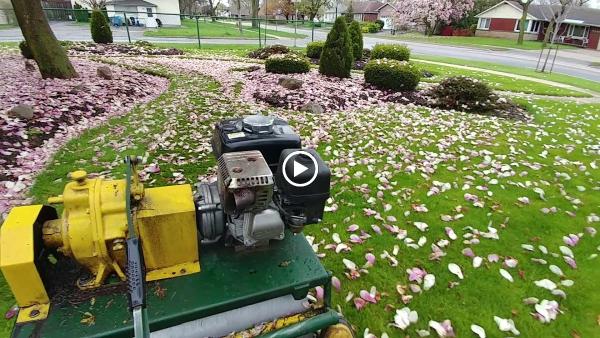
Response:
[2, 21, 599, 83]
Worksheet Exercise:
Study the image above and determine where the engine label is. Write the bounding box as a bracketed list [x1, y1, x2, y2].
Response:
[227, 132, 246, 139]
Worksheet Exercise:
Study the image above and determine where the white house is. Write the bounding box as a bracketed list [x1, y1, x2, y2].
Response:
[0, 0, 16, 25]
[71, 0, 181, 26]
[585, 0, 600, 9]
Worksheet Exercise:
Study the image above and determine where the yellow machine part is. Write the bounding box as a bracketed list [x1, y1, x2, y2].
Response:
[0, 205, 52, 323]
[42, 171, 130, 288]
[42, 170, 200, 289]
[137, 184, 200, 280]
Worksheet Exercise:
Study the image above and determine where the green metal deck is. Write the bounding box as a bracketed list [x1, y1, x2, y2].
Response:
[13, 232, 329, 338]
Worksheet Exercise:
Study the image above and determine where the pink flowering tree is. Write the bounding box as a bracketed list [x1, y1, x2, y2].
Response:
[392, 0, 474, 36]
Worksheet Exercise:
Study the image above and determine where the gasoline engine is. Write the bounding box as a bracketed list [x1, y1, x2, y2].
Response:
[197, 115, 330, 247]
[0, 114, 330, 325]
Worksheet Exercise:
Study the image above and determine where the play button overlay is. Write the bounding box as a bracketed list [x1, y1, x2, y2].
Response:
[282, 150, 319, 187]
[294, 161, 309, 177]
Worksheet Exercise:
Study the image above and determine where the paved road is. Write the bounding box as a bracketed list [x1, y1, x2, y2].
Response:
[2, 22, 599, 83]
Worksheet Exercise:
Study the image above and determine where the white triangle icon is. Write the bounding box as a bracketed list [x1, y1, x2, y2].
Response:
[293, 160, 309, 178]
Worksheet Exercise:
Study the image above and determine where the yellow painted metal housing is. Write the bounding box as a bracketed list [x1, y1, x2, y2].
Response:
[138, 185, 200, 280]
[0, 205, 53, 323]
[42, 170, 200, 289]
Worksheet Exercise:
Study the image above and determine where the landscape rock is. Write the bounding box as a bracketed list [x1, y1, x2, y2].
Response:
[300, 101, 325, 114]
[278, 76, 303, 90]
[24, 60, 36, 72]
[422, 70, 434, 78]
[7, 104, 34, 119]
[97, 66, 113, 80]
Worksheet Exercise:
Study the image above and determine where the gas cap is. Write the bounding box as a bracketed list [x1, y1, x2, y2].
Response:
[242, 115, 275, 134]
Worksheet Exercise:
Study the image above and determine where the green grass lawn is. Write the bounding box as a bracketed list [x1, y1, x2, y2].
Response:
[144, 19, 306, 39]
[305, 99, 600, 337]
[1, 50, 599, 337]
[0, 24, 17, 30]
[413, 61, 591, 97]
[371, 32, 577, 51]
[413, 55, 600, 94]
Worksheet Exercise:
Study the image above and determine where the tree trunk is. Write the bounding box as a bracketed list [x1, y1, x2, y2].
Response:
[517, 1, 530, 45]
[208, 0, 217, 21]
[542, 19, 555, 47]
[12, 0, 77, 79]
[424, 21, 432, 36]
[251, 0, 259, 28]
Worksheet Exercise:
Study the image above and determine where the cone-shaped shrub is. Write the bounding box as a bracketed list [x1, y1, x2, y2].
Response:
[348, 21, 363, 60]
[91, 10, 113, 44]
[319, 17, 353, 78]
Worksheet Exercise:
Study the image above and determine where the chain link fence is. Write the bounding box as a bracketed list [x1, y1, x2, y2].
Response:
[1, 7, 340, 49]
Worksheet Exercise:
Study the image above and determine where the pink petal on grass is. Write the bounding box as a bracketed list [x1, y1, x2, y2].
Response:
[349, 234, 363, 244]
[4, 305, 18, 320]
[347, 224, 359, 232]
[407, 267, 427, 283]
[564, 256, 577, 269]
[504, 258, 518, 268]
[562, 234, 579, 247]
[359, 290, 377, 303]
[488, 254, 500, 263]
[354, 297, 367, 310]
[365, 252, 376, 266]
[371, 224, 382, 235]
[462, 247, 475, 258]
[331, 276, 341, 292]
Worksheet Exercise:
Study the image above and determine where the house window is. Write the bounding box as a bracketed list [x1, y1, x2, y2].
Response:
[567, 24, 589, 38]
[477, 18, 490, 30]
[146, 8, 153, 17]
[514, 20, 540, 33]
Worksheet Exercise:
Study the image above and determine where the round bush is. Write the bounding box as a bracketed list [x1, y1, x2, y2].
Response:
[265, 54, 311, 74]
[371, 44, 410, 61]
[248, 44, 290, 59]
[319, 17, 353, 78]
[364, 59, 421, 91]
[348, 21, 363, 61]
[90, 10, 113, 44]
[306, 41, 325, 59]
[429, 76, 495, 112]
[19, 41, 34, 59]
[360, 22, 379, 33]
[375, 19, 385, 30]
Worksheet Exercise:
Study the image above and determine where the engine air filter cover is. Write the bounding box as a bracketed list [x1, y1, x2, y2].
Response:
[217, 150, 274, 214]
[212, 116, 301, 171]
[242, 115, 275, 134]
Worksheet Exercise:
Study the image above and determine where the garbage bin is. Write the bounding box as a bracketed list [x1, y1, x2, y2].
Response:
[113, 16, 123, 26]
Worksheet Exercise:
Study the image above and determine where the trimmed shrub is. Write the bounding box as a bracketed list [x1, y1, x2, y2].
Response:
[306, 41, 325, 59]
[73, 3, 89, 22]
[319, 17, 353, 78]
[429, 76, 495, 112]
[90, 10, 113, 44]
[265, 54, 311, 74]
[348, 21, 363, 60]
[19, 41, 34, 59]
[248, 44, 290, 59]
[360, 22, 379, 33]
[375, 19, 385, 30]
[364, 59, 421, 91]
[371, 44, 410, 61]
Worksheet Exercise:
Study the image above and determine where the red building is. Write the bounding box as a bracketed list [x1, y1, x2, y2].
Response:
[475, 0, 600, 50]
